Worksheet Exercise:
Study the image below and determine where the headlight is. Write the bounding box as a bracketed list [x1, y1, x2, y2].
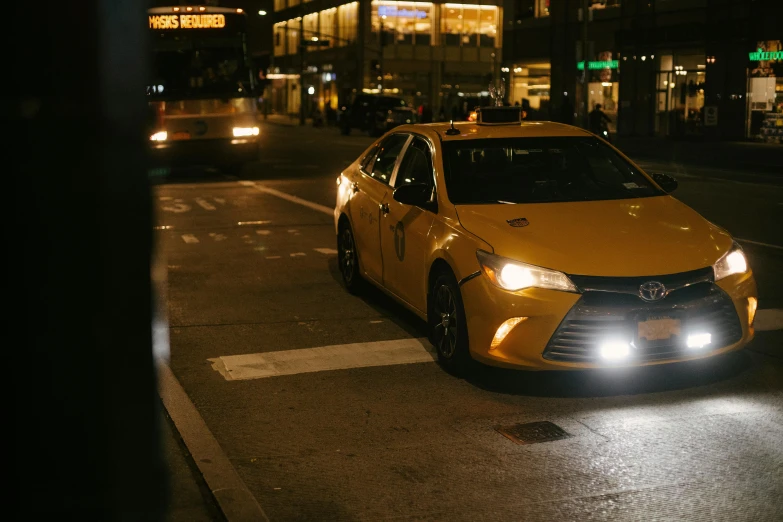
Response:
[476, 250, 578, 292]
[712, 243, 748, 281]
[233, 126, 260, 137]
[149, 131, 167, 141]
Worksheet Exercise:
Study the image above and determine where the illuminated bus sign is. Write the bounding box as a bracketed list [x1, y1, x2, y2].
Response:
[377, 6, 427, 19]
[748, 48, 782, 61]
[577, 60, 619, 70]
[149, 14, 226, 29]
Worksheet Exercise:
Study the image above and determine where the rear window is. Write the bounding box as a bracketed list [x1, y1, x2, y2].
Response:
[443, 137, 663, 204]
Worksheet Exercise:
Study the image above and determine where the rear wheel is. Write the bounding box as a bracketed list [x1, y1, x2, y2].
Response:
[429, 271, 472, 376]
[337, 222, 363, 293]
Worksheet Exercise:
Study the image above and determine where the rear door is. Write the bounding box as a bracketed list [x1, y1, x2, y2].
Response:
[347, 133, 410, 283]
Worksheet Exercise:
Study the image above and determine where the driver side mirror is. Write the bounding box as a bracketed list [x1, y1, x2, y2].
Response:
[651, 172, 678, 193]
[393, 183, 434, 209]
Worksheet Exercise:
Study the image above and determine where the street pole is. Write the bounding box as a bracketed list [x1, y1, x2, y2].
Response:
[582, 0, 589, 129]
[299, 38, 306, 125]
[379, 17, 384, 92]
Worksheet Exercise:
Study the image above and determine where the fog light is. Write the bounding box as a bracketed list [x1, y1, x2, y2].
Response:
[600, 341, 630, 360]
[748, 297, 757, 327]
[686, 333, 711, 349]
[490, 317, 527, 349]
[233, 126, 260, 137]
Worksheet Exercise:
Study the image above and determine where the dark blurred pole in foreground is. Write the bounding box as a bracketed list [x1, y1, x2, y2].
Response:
[10, 1, 165, 520]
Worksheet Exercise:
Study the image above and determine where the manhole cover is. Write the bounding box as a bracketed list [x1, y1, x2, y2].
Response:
[495, 421, 571, 445]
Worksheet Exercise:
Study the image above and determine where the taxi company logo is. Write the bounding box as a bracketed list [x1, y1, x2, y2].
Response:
[507, 218, 529, 228]
[639, 281, 667, 302]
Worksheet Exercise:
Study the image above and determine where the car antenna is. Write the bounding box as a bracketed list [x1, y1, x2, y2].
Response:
[445, 119, 460, 136]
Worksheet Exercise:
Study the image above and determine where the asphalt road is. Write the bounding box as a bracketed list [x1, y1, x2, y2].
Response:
[154, 123, 783, 521]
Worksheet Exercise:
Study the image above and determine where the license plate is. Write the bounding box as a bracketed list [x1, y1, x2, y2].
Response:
[172, 131, 191, 140]
[637, 317, 681, 341]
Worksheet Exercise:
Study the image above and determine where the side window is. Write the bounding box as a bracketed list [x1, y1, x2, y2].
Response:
[369, 134, 409, 185]
[360, 144, 380, 172]
[394, 137, 434, 188]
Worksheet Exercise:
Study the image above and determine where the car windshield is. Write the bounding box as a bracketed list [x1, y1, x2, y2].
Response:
[443, 137, 664, 204]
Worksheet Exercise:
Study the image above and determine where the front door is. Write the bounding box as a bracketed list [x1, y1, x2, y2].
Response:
[348, 133, 409, 283]
[381, 135, 437, 313]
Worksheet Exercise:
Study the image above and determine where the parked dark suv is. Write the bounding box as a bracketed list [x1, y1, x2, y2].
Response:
[339, 94, 417, 136]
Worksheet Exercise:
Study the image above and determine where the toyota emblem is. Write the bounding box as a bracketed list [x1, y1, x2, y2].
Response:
[639, 281, 667, 302]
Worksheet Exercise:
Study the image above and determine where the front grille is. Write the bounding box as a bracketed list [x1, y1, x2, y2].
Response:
[543, 281, 743, 363]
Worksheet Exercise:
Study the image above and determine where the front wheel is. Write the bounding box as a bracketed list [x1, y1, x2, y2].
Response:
[429, 271, 472, 376]
[337, 222, 363, 293]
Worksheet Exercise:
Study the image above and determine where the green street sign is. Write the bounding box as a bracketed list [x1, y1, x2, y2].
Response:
[577, 60, 619, 70]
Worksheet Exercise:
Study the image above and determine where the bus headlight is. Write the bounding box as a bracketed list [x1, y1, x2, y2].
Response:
[150, 131, 167, 141]
[233, 126, 260, 137]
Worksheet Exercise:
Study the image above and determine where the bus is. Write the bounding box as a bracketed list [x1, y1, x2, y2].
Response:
[147, 6, 260, 173]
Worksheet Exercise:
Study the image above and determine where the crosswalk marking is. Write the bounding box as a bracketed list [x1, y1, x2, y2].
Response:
[209, 233, 227, 242]
[181, 234, 199, 244]
[256, 230, 272, 236]
[290, 252, 306, 257]
[314, 248, 338, 255]
[208, 338, 435, 380]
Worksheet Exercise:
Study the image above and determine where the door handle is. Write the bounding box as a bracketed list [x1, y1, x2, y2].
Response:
[380, 203, 390, 215]
[351, 182, 360, 193]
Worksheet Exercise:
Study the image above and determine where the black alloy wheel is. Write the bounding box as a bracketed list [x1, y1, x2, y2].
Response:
[429, 271, 472, 375]
[338, 223, 362, 293]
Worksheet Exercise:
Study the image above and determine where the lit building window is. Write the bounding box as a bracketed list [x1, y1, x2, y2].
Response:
[274, 0, 286, 12]
[303, 13, 318, 42]
[287, 18, 301, 55]
[320, 8, 337, 48]
[337, 3, 358, 46]
[289, 0, 300, 7]
[590, 0, 621, 8]
[371, 2, 433, 46]
[536, 0, 550, 17]
[274, 22, 286, 56]
[441, 4, 498, 48]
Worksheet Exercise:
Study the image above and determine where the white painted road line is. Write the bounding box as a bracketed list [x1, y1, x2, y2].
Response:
[255, 230, 272, 235]
[736, 238, 783, 250]
[209, 338, 435, 380]
[181, 234, 199, 244]
[314, 248, 338, 255]
[290, 252, 306, 257]
[248, 184, 333, 216]
[755, 309, 783, 332]
[195, 197, 217, 211]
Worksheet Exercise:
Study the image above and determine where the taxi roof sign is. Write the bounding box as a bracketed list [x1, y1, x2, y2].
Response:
[477, 107, 523, 125]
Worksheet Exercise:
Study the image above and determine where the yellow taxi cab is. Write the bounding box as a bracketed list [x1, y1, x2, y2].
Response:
[333, 107, 758, 374]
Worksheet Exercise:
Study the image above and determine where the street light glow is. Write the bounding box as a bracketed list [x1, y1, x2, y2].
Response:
[259, 10, 267, 16]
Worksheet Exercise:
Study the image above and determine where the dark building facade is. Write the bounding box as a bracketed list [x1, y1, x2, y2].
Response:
[503, 0, 782, 141]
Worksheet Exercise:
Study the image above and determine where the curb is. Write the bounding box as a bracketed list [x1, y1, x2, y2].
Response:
[158, 361, 270, 522]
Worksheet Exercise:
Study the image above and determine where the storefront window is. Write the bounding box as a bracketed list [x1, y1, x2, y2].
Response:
[654, 53, 705, 137]
[441, 4, 498, 47]
[337, 3, 358, 46]
[536, 0, 550, 17]
[371, 2, 433, 46]
[590, 0, 620, 8]
[747, 40, 783, 142]
[510, 63, 550, 118]
[575, 51, 619, 133]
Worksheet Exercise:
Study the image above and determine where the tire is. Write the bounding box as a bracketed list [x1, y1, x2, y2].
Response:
[429, 270, 473, 376]
[337, 221, 363, 294]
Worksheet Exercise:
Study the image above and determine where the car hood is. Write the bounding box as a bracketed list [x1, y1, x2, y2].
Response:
[455, 196, 733, 277]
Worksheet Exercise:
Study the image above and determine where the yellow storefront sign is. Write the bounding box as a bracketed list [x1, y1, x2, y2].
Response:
[148, 14, 226, 29]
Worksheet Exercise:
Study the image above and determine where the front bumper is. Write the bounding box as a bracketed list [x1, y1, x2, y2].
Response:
[149, 137, 259, 168]
[460, 268, 757, 370]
